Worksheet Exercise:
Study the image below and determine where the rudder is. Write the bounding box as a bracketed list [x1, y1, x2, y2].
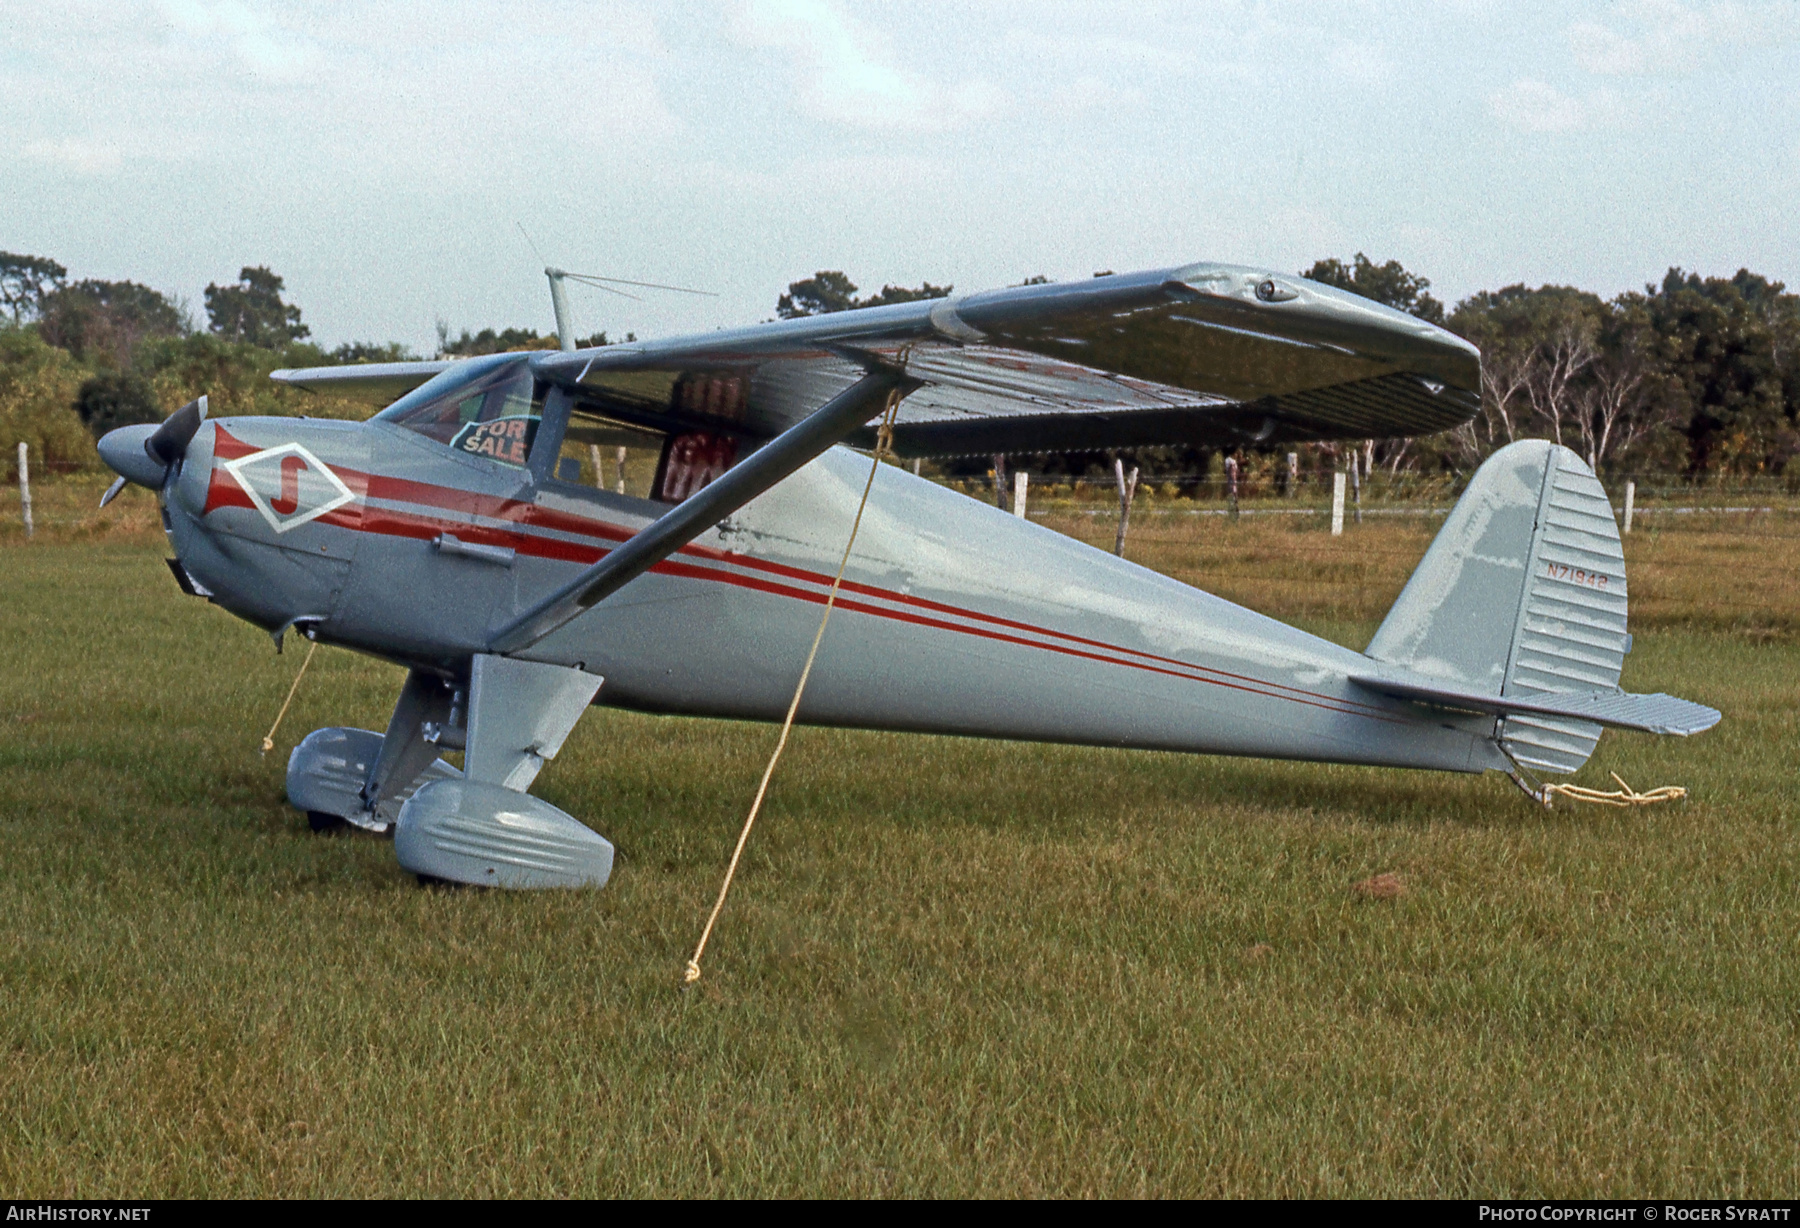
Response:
[1366, 440, 1629, 774]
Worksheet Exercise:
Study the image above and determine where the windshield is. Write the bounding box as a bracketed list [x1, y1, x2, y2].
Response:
[375, 360, 544, 468]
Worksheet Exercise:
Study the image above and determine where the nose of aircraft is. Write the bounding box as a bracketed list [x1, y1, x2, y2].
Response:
[97, 423, 167, 489]
[98, 395, 208, 490]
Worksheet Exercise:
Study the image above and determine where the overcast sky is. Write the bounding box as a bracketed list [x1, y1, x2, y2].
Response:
[3, 1, 1796, 352]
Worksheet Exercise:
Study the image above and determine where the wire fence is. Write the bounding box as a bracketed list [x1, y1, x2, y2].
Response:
[7, 463, 1800, 549]
[934, 470, 1800, 507]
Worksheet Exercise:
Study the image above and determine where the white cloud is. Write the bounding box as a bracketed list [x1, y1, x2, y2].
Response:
[1569, 0, 1795, 76]
[1327, 40, 1396, 88]
[22, 137, 122, 175]
[998, 28, 1199, 75]
[1038, 75, 1147, 119]
[1489, 79, 1586, 132]
[157, 0, 316, 78]
[1, 2, 1795, 351]
[733, 0, 1002, 130]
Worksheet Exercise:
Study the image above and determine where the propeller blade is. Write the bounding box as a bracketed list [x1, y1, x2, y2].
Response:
[144, 395, 208, 468]
[99, 476, 128, 508]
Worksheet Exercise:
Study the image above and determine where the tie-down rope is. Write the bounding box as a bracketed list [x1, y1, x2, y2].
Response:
[1506, 748, 1688, 808]
[1545, 772, 1688, 807]
[684, 388, 904, 985]
[260, 639, 319, 756]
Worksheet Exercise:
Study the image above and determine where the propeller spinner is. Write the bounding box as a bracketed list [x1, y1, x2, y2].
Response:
[98, 395, 207, 504]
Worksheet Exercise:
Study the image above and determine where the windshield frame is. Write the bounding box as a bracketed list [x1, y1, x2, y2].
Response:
[372, 354, 549, 472]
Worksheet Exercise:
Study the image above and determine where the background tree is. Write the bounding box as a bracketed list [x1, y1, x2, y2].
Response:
[777, 271, 861, 318]
[1446, 286, 1585, 469]
[204, 266, 309, 347]
[0, 252, 68, 324]
[329, 340, 420, 363]
[857, 280, 953, 308]
[1577, 293, 1682, 471]
[1301, 253, 1445, 324]
[39, 279, 187, 367]
[0, 328, 94, 473]
[776, 271, 951, 318]
[439, 326, 558, 356]
[73, 371, 161, 436]
[1644, 268, 1799, 474]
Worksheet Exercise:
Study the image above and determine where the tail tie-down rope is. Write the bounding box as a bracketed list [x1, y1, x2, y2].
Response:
[260, 639, 319, 756]
[1506, 751, 1689, 808]
[684, 388, 905, 986]
[1545, 772, 1689, 808]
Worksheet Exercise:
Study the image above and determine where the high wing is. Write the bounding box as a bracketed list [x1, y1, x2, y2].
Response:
[272, 360, 454, 404]
[274, 261, 1480, 455]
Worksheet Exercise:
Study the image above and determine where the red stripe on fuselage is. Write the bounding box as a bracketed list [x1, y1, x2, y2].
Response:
[199, 425, 1401, 723]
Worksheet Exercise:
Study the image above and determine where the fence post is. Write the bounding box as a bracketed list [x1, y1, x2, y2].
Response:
[615, 446, 628, 495]
[1224, 455, 1239, 522]
[589, 445, 604, 489]
[17, 442, 32, 539]
[912, 458, 922, 477]
[1331, 471, 1345, 536]
[1623, 480, 1636, 534]
[1113, 458, 1139, 557]
[1013, 471, 1028, 518]
[1287, 452, 1298, 498]
[991, 454, 1008, 510]
[1350, 452, 1362, 524]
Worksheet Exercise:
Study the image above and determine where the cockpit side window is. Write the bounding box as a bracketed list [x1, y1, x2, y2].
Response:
[375, 362, 545, 468]
[550, 403, 666, 496]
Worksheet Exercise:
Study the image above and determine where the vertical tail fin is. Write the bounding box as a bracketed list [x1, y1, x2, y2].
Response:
[1366, 440, 1630, 774]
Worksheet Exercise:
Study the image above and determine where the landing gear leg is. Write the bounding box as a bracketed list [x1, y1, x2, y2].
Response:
[394, 654, 613, 889]
[354, 669, 457, 832]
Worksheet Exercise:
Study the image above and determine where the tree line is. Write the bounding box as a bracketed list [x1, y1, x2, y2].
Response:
[0, 253, 631, 474]
[2, 249, 1795, 480]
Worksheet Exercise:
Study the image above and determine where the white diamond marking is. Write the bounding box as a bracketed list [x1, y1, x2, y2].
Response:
[222, 443, 355, 534]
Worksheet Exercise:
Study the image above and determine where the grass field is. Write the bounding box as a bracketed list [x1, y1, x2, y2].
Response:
[1, 475, 1797, 1197]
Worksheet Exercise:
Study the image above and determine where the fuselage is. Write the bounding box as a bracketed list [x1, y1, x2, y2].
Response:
[151, 412, 1507, 775]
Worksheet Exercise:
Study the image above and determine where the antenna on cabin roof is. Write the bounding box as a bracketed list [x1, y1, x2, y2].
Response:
[515, 223, 716, 351]
[544, 270, 717, 352]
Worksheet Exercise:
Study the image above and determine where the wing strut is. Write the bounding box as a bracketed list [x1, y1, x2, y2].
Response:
[488, 366, 911, 654]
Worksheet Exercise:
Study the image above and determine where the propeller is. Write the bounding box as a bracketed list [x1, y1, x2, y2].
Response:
[145, 395, 207, 472]
[95, 394, 208, 505]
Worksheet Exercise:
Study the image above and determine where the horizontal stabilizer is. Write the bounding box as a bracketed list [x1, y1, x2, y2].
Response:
[1349, 672, 1721, 736]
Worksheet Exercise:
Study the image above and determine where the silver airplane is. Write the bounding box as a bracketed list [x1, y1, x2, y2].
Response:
[94, 263, 1719, 890]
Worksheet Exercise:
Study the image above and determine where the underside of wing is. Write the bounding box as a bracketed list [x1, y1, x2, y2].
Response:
[533, 261, 1481, 456]
[271, 360, 455, 404]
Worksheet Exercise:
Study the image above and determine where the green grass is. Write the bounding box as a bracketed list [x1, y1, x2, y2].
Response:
[1, 483, 1797, 1196]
